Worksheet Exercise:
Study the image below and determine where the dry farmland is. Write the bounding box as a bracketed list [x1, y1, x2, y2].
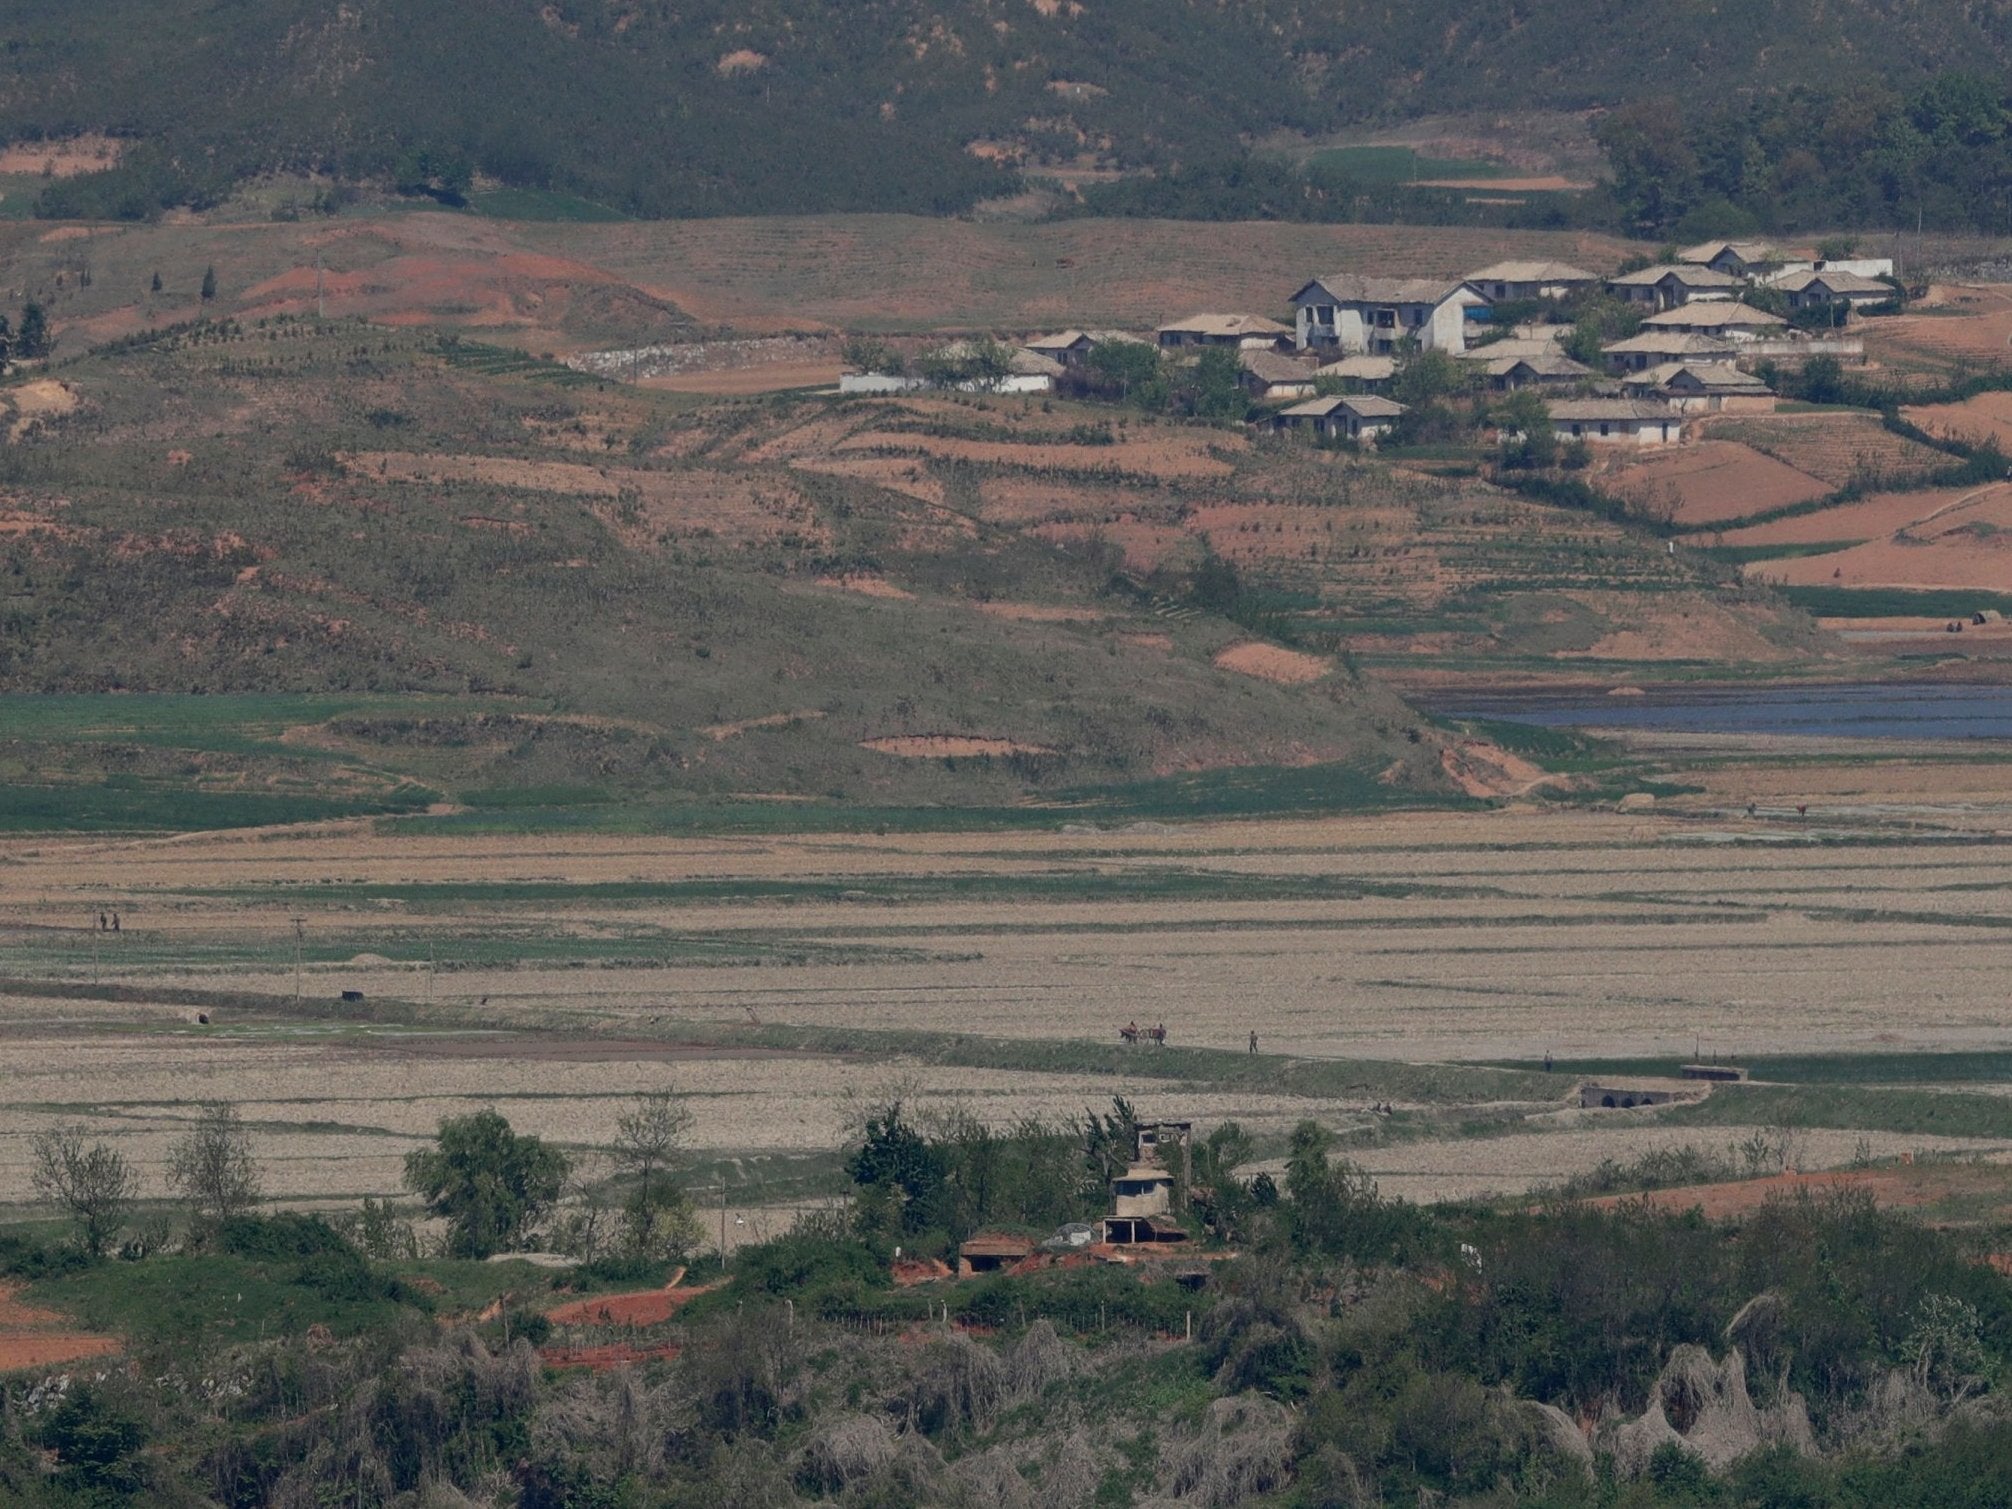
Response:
[5, 785, 2012, 1223]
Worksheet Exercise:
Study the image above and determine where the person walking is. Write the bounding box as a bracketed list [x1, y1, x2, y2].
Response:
[1249, 1031, 1259, 1055]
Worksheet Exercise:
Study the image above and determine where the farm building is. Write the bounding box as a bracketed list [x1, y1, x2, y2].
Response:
[958, 1233, 1036, 1276]
[1484, 352, 1594, 392]
[1599, 329, 1740, 373]
[841, 344, 1064, 395]
[1550, 398, 1682, 446]
[1274, 393, 1407, 444]
[1288, 274, 1491, 355]
[1314, 353, 1398, 391]
[1623, 362, 1777, 414]
[1606, 264, 1743, 309]
[1640, 302, 1789, 340]
[1772, 270, 1894, 311]
[1238, 349, 1320, 401]
[1024, 329, 1148, 368]
[1156, 313, 1292, 350]
[1466, 260, 1598, 302]
[1677, 240, 1800, 279]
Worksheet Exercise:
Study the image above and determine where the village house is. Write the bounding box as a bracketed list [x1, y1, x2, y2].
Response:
[1024, 329, 1148, 368]
[1465, 260, 1598, 302]
[1288, 274, 1491, 355]
[1314, 354, 1397, 392]
[1238, 349, 1320, 402]
[1639, 301, 1788, 341]
[1274, 394, 1407, 444]
[1484, 351, 1594, 392]
[1772, 269, 1893, 311]
[1622, 362, 1777, 414]
[1599, 329, 1740, 373]
[1156, 313, 1292, 351]
[1605, 264, 1743, 309]
[838, 343, 1064, 395]
[1550, 398, 1682, 446]
[1677, 240, 1800, 279]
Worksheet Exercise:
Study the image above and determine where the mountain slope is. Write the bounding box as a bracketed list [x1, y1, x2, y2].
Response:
[5, 0, 2011, 217]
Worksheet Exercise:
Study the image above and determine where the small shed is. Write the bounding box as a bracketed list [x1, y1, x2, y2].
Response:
[958, 1233, 1036, 1276]
[1101, 1213, 1190, 1246]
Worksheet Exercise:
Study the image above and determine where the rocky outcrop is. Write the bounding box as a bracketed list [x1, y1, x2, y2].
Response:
[1600, 1344, 1814, 1476]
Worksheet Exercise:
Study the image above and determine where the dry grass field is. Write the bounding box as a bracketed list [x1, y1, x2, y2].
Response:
[6, 785, 2012, 1219]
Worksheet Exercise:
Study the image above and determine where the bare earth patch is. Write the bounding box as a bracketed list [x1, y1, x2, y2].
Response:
[974, 602, 1105, 623]
[812, 574, 913, 599]
[860, 735, 1054, 757]
[701, 710, 825, 741]
[1212, 642, 1332, 684]
[0, 1284, 119, 1374]
[0, 134, 123, 177]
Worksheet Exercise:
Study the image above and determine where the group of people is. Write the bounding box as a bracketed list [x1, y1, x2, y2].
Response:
[95, 910, 121, 932]
[1119, 1021, 1168, 1046]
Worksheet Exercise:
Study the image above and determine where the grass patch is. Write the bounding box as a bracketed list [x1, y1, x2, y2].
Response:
[1494, 1051, 2012, 1086]
[1306, 146, 1505, 183]
[1704, 541, 1863, 565]
[1661, 1083, 2012, 1140]
[1779, 585, 2012, 619]
[0, 780, 436, 833]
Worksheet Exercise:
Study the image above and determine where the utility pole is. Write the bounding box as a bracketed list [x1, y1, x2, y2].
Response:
[290, 916, 305, 1005]
[719, 1178, 728, 1259]
[315, 252, 325, 322]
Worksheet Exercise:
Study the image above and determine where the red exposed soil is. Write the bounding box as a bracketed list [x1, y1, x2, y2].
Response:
[0, 1284, 120, 1373]
[545, 1275, 720, 1328]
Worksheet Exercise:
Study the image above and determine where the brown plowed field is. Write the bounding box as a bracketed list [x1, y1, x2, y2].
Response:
[1608, 442, 1829, 529]
[1904, 391, 2012, 452]
[1748, 483, 2012, 589]
[1719, 485, 2011, 548]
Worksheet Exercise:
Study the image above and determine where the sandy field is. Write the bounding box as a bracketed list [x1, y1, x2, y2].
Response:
[1719, 484, 2012, 548]
[5, 798, 2012, 1212]
[1904, 391, 2012, 452]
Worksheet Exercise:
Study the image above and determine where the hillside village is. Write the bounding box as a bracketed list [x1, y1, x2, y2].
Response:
[842, 239, 1898, 451]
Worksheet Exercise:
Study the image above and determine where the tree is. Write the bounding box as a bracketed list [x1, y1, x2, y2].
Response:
[149, 271, 162, 294]
[0, 313, 11, 374]
[1086, 338, 1167, 408]
[199, 266, 216, 302]
[30, 1126, 136, 1258]
[846, 1101, 943, 1236]
[612, 1091, 699, 1258]
[166, 1101, 261, 1236]
[403, 1109, 569, 1258]
[1180, 345, 1248, 421]
[1492, 388, 1556, 468]
[841, 336, 901, 375]
[16, 302, 50, 360]
[1390, 347, 1464, 408]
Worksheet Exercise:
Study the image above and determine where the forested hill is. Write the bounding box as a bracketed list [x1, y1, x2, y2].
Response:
[6, 0, 2012, 218]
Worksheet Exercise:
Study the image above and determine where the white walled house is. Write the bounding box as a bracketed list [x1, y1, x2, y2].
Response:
[1773, 270, 1894, 311]
[1289, 275, 1491, 355]
[1466, 260, 1598, 302]
[1274, 394, 1407, 444]
[1600, 330, 1740, 373]
[1639, 301, 1788, 341]
[1238, 350, 1320, 401]
[1621, 362, 1777, 414]
[1156, 313, 1292, 350]
[1606, 265, 1742, 309]
[1677, 240, 1800, 279]
[1550, 398, 1682, 446]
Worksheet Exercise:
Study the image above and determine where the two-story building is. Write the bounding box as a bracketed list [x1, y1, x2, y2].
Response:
[1288, 275, 1491, 355]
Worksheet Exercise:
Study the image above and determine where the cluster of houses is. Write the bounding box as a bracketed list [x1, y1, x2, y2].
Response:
[845, 239, 1888, 450]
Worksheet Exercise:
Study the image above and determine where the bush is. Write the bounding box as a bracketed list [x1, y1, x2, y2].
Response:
[733, 1230, 886, 1300]
[217, 1213, 355, 1260]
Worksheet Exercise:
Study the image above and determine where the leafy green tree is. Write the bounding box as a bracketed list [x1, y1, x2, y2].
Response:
[199, 265, 216, 302]
[1184, 345, 1249, 420]
[0, 313, 11, 373]
[30, 1125, 135, 1258]
[1596, 95, 1702, 233]
[1087, 339, 1168, 408]
[841, 336, 901, 375]
[403, 1108, 569, 1258]
[846, 1101, 944, 1236]
[36, 1385, 150, 1498]
[1492, 388, 1556, 468]
[167, 1100, 261, 1237]
[16, 302, 50, 360]
[612, 1090, 700, 1258]
[1389, 347, 1463, 407]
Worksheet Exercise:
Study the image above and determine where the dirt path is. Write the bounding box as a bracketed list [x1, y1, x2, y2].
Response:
[0, 1283, 120, 1373]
